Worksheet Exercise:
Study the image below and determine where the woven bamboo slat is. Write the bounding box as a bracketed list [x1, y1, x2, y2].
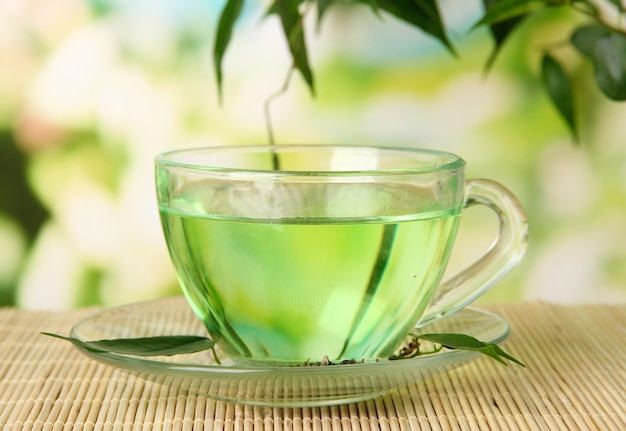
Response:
[0, 302, 624, 430]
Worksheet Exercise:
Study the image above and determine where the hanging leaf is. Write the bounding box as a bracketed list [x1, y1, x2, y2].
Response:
[214, 0, 246, 102]
[541, 54, 578, 142]
[482, 0, 530, 73]
[42, 332, 215, 357]
[570, 24, 626, 101]
[591, 32, 626, 101]
[571, 24, 611, 58]
[363, 0, 455, 55]
[276, 0, 315, 94]
[473, 0, 545, 29]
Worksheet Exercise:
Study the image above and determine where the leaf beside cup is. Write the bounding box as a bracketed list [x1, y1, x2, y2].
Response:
[41, 332, 215, 357]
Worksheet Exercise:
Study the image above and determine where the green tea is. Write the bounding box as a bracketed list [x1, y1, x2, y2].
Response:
[156, 145, 526, 365]
[160, 198, 460, 363]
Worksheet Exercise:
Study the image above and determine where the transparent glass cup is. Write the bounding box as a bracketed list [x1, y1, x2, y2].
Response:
[155, 145, 527, 365]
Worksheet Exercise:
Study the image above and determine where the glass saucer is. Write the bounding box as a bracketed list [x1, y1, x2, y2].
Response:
[70, 297, 510, 407]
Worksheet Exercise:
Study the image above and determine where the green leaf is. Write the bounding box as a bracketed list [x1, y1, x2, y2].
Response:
[42, 332, 215, 357]
[482, 0, 529, 73]
[571, 24, 611, 58]
[541, 54, 578, 142]
[366, 0, 455, 55]
[418, 333, 526, 367]
[275, 0, 315, 94]
[571, 25, 626, 100]
[214, 0, 246, 102]
[591, 32, 626, 101]
[473, 0, 545, 29]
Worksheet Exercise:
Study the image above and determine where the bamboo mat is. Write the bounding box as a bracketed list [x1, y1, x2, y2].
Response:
[1, 301, 625, 431]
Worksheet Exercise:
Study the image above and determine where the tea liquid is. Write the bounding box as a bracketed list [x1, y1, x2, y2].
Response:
[160, 203, 459, 363]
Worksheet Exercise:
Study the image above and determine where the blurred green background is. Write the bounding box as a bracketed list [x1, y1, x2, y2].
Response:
[1, 0, 625, 309]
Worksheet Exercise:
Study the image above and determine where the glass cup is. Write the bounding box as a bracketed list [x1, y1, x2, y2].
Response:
[155, 145, 527, 365]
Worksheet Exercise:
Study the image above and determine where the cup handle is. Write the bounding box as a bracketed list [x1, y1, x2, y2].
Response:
[417, 179, 529, 327]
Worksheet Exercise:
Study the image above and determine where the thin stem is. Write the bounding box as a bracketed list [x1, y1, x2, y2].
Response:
[264, 66, 294, 170]
[264, 66, 294, 147]
[264, 1, 313, 168]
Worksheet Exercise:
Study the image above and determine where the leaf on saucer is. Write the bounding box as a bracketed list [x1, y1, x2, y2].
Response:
[418, 333, 525, 367]
[41, 332, 215, 357]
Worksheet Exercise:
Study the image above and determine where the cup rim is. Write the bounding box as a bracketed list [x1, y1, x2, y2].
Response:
[155, 144, 465, 176]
